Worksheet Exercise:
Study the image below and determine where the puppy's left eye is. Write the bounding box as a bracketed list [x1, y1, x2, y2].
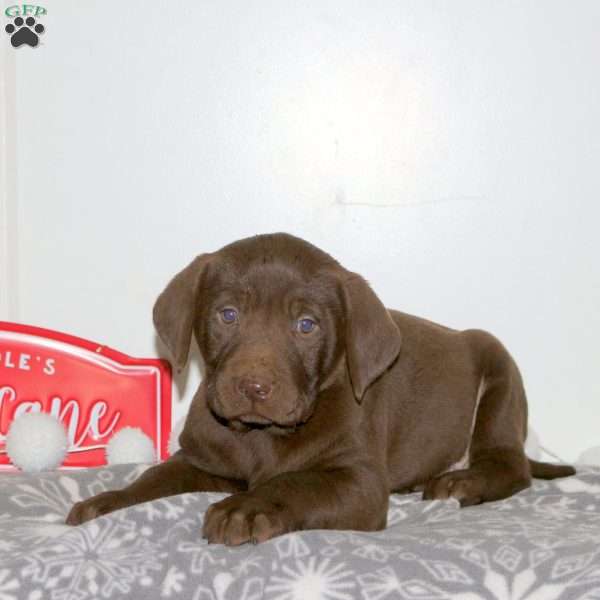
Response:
[297, 318, 317, 334]
[220, 308, 238, 324]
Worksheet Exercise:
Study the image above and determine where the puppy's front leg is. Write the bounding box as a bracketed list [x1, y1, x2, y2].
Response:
[202, 465, 388, 546]
[66, 453, 245, 525]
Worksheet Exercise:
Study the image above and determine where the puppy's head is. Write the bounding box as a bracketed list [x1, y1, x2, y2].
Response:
[154, 233, 401, 431]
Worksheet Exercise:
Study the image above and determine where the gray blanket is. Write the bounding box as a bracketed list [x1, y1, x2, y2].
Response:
[0, 464, 598, 599]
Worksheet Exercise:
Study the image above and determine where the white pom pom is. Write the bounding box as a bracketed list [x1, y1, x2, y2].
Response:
[6, 412, 68, 472]
[106, 427, 156, 465]
[525, 427, 542, 460]
[168, 416, 186, 456]
[578, 446, 600, 466]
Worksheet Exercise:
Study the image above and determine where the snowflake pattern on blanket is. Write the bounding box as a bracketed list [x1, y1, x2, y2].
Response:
[0, 465, 598, 600]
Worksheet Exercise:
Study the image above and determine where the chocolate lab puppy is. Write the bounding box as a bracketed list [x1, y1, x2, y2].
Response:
[66, 233, 574, 545]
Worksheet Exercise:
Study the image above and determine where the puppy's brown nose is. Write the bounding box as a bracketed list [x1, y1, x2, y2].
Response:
[237, 377, 272, 401]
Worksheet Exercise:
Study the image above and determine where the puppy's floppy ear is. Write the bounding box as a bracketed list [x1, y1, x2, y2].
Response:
[153, 254, 211, 371]
[342, 273, 402, 402]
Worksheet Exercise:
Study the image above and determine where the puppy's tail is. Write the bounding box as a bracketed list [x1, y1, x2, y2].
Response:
[529, 459, 576, 479]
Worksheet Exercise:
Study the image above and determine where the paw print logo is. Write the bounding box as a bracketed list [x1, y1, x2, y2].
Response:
[5, 16, 45, 48]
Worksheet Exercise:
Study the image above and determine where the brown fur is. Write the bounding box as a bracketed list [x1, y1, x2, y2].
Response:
[66, 233, 575, 545]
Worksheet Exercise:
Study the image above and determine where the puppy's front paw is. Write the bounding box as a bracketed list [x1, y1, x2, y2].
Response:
[202, 493, 289, 546]
[66, 490, 130, 525]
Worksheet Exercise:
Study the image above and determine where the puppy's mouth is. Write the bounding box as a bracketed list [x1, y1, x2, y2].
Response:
[237, 414, 273, 426]
[209, 406, 310, 432]
[207, 384, 315, 433]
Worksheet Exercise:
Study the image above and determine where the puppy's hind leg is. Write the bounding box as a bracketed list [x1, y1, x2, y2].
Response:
[424, 331, 532, 506]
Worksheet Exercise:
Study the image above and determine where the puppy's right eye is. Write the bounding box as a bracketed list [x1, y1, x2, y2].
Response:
[220, 308, 238, 324]
[297, 317, 317, 334]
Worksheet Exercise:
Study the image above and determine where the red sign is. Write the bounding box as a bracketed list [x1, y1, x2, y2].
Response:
[0, 322, 171, 469]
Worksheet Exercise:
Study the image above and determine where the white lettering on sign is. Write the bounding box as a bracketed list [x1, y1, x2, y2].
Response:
[18, 354, 31, 370]
[0, 349, 56, 375]
[0, 386, 16, 407]
[2, 352, 15, 368]
[0, 386, 121, 451]
[13, 401, 42, 419]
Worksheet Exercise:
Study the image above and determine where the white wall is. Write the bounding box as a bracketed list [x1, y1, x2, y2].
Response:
[2, 0, 599, 461]
[0, 37, 16, 320]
